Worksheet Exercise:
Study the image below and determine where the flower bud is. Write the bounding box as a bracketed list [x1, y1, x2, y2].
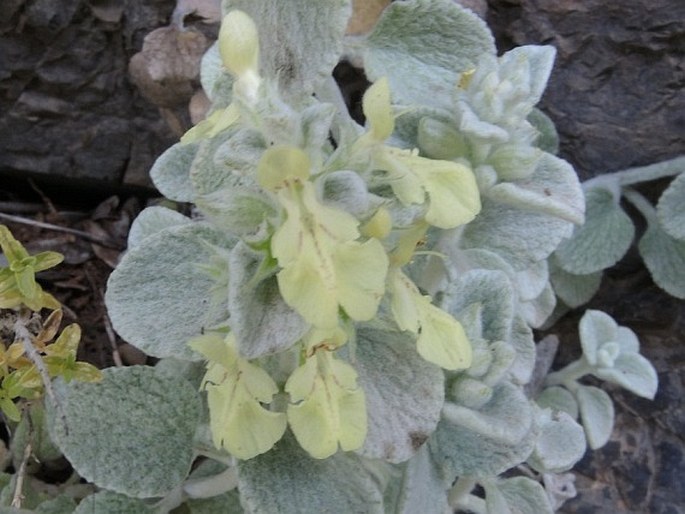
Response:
[218, 10, 260, 77]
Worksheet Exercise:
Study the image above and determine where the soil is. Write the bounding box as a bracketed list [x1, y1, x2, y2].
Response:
[0, 1, 683, 513]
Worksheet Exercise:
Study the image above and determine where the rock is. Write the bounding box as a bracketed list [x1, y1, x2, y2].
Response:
[487, 0, 685, 180]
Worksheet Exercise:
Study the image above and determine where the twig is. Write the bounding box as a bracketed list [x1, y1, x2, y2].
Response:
[28, 178, 58, 215]
[0, 212, 124, 250]
[11, 440, 32, 508]
[14, 311, 70, 436]
[83, 263, 123, 367]
[103, 313, 123, 367]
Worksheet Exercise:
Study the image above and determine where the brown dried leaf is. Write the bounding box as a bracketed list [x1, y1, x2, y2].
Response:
[346, 0, 390, 35]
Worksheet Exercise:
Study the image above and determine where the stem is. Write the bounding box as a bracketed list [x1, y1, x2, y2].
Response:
[183, 466, 238, 499]
[453, 494, 487, 514]
[14, 311, 69, 436]
[448, 476, 477, 506]
[583, 155, 685, 189]
[11, 440, 31, 508]
[622, 188, 658, 225]
[544, 358, 593, 390]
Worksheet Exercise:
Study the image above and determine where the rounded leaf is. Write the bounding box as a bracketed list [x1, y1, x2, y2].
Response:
[149, 142, 198, 202]
[238, 434, 383, 514]
[47, 366, 201, 498]
[555, 186, 635, 274]
[576, 384, 614, 449]
[106, 223, 235, 360]
[528, 410, 586, 473]
[355, 329, 444, 463]
[639, 222, 685, 299]
[657, 172, 685, 241]
[364, 0, 495, 109]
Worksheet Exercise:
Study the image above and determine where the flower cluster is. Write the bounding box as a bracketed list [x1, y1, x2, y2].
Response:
[186, 11, 481, 459]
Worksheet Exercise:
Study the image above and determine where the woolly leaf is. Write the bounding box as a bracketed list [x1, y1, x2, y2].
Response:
[432, 382, 536, 478]
[106, 223, 235, 360]
[595, 353, 658, 400]
[237, 434, 383, 514]
[199, 41, 235, 105]
[228, 243, 308, 359]
[487, 477, 554, 514]
[460, 198, 574, 270]
[639, 221, 685, 299]
[519, 282, 556, 329]
[364, 0, 495, 109]
[507, 315, 536, 385]
[487, 153, 584, 225]
[536, 386, 579, 419]
[554, 187, 634, 274]
[528, 410, 586, 473]
[445, 269, 514, 344]
[549, 256, 602, 308]
[393, 444, 449, 514]
[578, 309, 621, 365]
[354, 328, 444, 463]
[657, 172, 685, 240]
[576, 385, 614, 450]
[528, 108, 559, 154]
[47, 366, 201, 498]
[224, 0, 351, 99]
[149, 142, 198, 202]
[514, 259, 548, 302]
[127, 206, 191, 249]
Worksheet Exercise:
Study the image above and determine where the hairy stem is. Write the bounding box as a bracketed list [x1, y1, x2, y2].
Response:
[583, 155, 685, 190]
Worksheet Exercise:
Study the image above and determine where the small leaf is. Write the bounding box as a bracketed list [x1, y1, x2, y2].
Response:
[514, 259, 548, 302]
[578, 310, 618, 366]
[528, 409, 586, 473]
[639, 221, 685, 299]
[494, 477, 554, 514]
[487, 152, 584, 225]
[47, 366, 201, 498]
[549, 256, 602, 308]
[528, 108, 559, 154]
[364, 0, 495, 109]
[595, 353, 658, 400]
[657, 172, 685, 241]
[432, 382, 536, 478]
[554, 186, 635, 274]
[354, 328, 444, 463]
[576, 385, 614, 449]
[519, 282, 556, 329]
[445, 269, 514, 344]
[507, 315, 536, 386]
[536, 386, 579, 419]
[237, 434, 384, 514]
